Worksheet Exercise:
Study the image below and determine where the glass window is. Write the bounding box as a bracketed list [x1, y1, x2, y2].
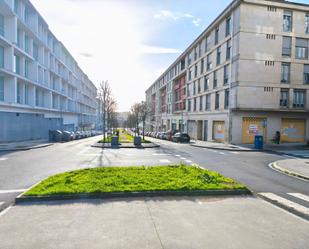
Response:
[0, 13, 4, 37]
[24, 60, 29, 78]
[226, 39, 231, 60]
[197, 79, 201, 93]
[14, 0, 19, 13]
[205, 94, 210, 110]
[24, 85, 29, 105]
[193, 97, 197, 111]
[0, 46, 4, 68]
[304, 64, 309, 84]
[280, 89, 289, 108]
[283, 10, 292, 32]
[226, 17, 231, 37]
[224, 89, 229, 109]
[25, 35, 30, 54]
[281, 63, 290, 83]
[17, 82, 21, 104]
[224, 65, 229, 84]
[213, 70, 217, 88]
[204, 76, 209, 91]
[215, 27, 219, 45]
[306, 14, 309, 34]
[207, 53, 212, 71]
[282, 36, 292, 57]
[200, 58, 204, 74]
[0, 76, 4, 101]
[215, 92, 219, 109]
[199, 96, 203, 111]
[296, 38, 308, 59]
[187, 99, 191, 112]
[216, 46, 221, 65]
[293, 90, 305, 108]
[14, 55, 20, 74]
[33, 43, 38, 61]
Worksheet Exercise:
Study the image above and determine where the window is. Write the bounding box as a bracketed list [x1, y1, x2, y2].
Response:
[0, 13, 4, 37]
[25, 35, 30, 54]
[205, 36, 211, 52]
[215, 27, 219, 45]
[33, 43, 39, 61]
[35, 88, 39, 106]
[24, 85, 29, 105]
[199, 96, 203, 111]
[207, 54, 212, 71]
[14, 0, 19, 13]
[304, 64, 309, 84]
[198, 79, 201, 93]
[283, 10, 292, 32]
[193, 81, 196, 95]
[282, 36, 292, 57]
[296, 38, 308, 60]
[224, 89, 229, 109]
[226, 17, 231, 37]
[14, 55, 20, 74]
[194, 64, 198, 78]
[280, 89, 289, 108]
[0, 77, 4, 101]
[200, 58, 204, 74]
[0, 46, 4, 68]
[281, 63, 290, 83]
[17, 82, 21, 104]
[187, 99, 191, 112]
[194, 97, 197, 112]
[24, 60, 29, 78]
[305, 14, 309, 34]
[226, 39, 231, 60]
[204, 76, 209, 91]
[224, 65, 229, 84]
[205, 94, 210, 110]
[215, 92, 219, 109]
[216, 46, 221, 65]
[17, 28, 21, 47]
[293, 90, 306, 108]
[213, 70, 217, 88]
[188, 68, 192, 81]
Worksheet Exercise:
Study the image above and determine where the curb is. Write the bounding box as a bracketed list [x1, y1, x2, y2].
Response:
[190, 144, 263, 152]
[91, 143, 160, 149]
[269, 162, 309, 181]
[0, 143, 54, 152]
[15, 189, 251, 203]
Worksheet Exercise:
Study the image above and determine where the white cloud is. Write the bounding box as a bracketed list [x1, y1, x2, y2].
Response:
[154, 10, 200, 26]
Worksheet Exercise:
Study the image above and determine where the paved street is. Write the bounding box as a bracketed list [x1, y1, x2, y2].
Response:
[0, 136, 308, 219]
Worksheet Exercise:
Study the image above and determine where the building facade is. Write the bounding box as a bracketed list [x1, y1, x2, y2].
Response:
[0, 0, 97, 142]
[146, 0, 309, 145]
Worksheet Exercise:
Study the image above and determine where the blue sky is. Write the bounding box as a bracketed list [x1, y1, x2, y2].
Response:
[31, 0, 308, 111]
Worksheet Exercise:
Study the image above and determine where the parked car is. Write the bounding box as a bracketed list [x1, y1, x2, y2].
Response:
[166, 129, 179, 141]
[70, 132, 76, 140]
[159, 132, 165, 139]
[172, 133, 190, 143]
[162, 132, 168, 140]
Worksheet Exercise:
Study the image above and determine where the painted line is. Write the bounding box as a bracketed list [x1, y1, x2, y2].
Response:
[288, 193, 309, 203]
[0, 206, 13, 218]
[0, 158, 8, 161]
[153, 153, 171, 156]
[269, 162, 309, 182]
[230, 152, 240, 155]
[259, 192, 309, 215]
[159, 159, 170, 163]
[175, 155, 181, 157]
[0, 189, 27, 194]
[185, 160, 193, 163]
[179, 157, 186, 160]
[219, 152, 225, 155]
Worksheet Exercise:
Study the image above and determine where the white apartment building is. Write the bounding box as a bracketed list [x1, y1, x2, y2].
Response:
[146, 0, 309, 145]
[0, 0, 97, 142]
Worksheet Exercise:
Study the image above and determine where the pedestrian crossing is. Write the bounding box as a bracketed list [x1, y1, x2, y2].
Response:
[259, 192, 309, 219]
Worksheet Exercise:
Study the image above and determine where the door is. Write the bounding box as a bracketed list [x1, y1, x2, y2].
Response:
[187, 120, 197, 140]
[242, 117, 267, 144]
[281, 119, 305, 143]
[212, 121, 225, 142]
[203, 120, 208, 141]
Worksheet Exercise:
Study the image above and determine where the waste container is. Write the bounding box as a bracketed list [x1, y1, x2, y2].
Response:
[134, 136, 142, 146]
[111, 136, 119, 146]
[254, 135, 263, 150]
[49, 130, 55, 142]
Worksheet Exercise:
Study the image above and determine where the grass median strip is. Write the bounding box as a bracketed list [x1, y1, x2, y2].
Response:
[24, 165, 248, 196]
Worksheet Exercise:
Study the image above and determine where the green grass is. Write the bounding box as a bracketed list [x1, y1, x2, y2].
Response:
[24, 165, 247, 196]
[98, 130, 150, 144]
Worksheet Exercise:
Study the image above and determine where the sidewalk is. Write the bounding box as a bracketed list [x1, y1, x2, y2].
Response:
[0, 139, 53, 152]
[191, 140, 255, 151]
[271, 159, 309, 181]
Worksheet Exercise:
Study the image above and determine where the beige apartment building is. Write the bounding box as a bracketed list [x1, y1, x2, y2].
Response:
[145, 0, 309, 145]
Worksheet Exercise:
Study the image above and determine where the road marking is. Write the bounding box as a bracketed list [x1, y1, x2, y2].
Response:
[153, 153, 171, 156]
[159, 159, 170, 163]
[175, 155, 181, 157]
[259, 192, 309, 215]
[180, 157, 186, 160]
[219, 152, 225, 155]
[185, 160, 193, 163]
[0, 189, 27, 194]
[0, 158, 8, 161]
[288, 193, 309, 203]
[230, 152, 240, 155]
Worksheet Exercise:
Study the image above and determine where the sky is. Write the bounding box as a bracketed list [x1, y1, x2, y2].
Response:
[31, 0, 309, 112]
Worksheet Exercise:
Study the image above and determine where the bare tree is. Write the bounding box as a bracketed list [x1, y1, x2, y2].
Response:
[139, 101, 151, 140]
[97, 81, 117, 141]
[130, 102, 142, 136]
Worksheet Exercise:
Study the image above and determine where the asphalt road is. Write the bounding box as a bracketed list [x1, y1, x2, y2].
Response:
[0, 135, 308, 218]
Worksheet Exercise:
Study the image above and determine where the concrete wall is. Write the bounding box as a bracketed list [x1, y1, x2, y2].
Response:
[0, 111, 62, 142]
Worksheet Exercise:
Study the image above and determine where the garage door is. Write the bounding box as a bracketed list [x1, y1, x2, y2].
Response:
[281, 119, 306, 143]
[213, 121, 225, 142]
[242, 117, 267, 144]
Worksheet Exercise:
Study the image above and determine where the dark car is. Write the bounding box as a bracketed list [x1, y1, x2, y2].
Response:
[166, 129, 179, 141]
[172, 133, 190, 143]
